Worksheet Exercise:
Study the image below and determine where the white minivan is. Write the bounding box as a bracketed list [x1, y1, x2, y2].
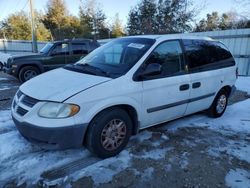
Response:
[12, 35, 237, 158]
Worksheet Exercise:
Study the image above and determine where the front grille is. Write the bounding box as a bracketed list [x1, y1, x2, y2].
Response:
[16, 106, 28, 116]
[14, 90, 39, 117]
[22, 95, 39, 107]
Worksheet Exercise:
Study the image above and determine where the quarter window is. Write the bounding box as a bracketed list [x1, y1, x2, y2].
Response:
[145, 40, 184, 78]
[183, 40, 234, 71]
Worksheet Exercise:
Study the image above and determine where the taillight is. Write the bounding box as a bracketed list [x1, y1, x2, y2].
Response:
[236, 67, 239, 79]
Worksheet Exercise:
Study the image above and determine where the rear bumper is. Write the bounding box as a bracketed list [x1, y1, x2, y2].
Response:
[13, 115, 88, 149]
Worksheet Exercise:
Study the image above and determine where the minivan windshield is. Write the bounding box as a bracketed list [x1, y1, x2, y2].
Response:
[40, 42, 53, 54]
[65, 38, 155, 78]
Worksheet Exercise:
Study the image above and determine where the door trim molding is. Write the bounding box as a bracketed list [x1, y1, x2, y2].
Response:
[147, 92, 215, 113]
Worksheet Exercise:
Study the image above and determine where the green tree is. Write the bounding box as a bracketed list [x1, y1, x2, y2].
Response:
[79, 4, 93, 38]
[206, 12, 220, 31]
[127, 0, 195, 35]
[156, 0, 194, 33]
[0, 11, 51, 41]
[0, 11, 31, 40]
[79, 0, 109, 39]
[42, 0, 79, 40]
[35, 11, 52, 41]
[194, 18, 207, 32]
[139, 0, 157, 34]
[127, 0, 157, 35]
[194, 11, 250, 32]
[111, 13, 124, 38]
[127, 8, 141, 35]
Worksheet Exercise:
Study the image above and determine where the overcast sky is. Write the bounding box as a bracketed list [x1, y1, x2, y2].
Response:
[0, 0, 246, 25]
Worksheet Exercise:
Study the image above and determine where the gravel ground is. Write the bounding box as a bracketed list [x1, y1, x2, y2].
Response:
[0, 72, 19, 111]
[72, 127, 250, 188]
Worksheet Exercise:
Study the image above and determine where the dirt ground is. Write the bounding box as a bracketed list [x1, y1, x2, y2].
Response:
[1, 72, 250, 188]
[72, 127, 250, 188]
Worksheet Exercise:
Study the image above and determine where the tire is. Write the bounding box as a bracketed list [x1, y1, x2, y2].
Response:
[85, 108, 133, 158]
[18, 66, 40, 83]
[207, 89, 229, 118]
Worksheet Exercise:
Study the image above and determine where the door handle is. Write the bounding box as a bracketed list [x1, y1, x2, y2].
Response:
[192, 82, 201, 89]
[179, 84, 190, 91]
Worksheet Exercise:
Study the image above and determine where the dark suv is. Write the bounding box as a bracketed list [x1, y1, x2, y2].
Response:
[4, 39, 100, 82]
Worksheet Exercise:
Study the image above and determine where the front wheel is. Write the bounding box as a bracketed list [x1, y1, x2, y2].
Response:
[85, 108, 132, 158]
[19, 66, 40, 83]
[207, 89, 228, 118]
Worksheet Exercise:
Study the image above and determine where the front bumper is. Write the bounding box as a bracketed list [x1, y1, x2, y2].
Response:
[3, 67, 15, 75]
[13, 115, 88, 149]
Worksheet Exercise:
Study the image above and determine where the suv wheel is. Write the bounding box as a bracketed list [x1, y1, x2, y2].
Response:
[19, 66, 40, 83]
[86, 108, 132, 158]
[208, 89, 228, 118]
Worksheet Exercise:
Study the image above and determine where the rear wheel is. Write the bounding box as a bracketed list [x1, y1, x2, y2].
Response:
[19, 66, 40, 83]
[207, 89, 229, 118]
[85, 108, 132, 158]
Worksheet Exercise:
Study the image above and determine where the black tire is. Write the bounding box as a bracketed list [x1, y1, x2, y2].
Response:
[207, 89, 229, 118]
[85, 108, 132, 158]
[19, 66, 40, 83]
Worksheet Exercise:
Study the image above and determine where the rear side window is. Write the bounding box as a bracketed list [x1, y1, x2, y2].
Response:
[72, 43, 89, 55]
[183, 40, 235, 72]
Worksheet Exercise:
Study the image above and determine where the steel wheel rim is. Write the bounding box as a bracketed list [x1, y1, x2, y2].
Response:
[24, 70, 37, 81]
[101, 119, 127, 151]
[216, 94, 227, 114]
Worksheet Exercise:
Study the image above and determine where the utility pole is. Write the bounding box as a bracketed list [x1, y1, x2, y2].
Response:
[182, 0, 188, 33]
[29, 0, 38, 53]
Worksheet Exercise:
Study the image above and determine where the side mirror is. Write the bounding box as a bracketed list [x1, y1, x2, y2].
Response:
[139, 63, 162, 78]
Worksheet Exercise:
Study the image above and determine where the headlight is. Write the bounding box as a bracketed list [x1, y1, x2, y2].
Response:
[38, 102, 80, 118]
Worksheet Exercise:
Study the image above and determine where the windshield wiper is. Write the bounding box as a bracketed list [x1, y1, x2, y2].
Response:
[64, 64, 97, 76]
[77, 64, 111, 77]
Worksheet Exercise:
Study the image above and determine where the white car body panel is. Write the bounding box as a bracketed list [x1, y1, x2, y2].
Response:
[141, 74, 191, 127]
[20, 68, 111, 101]
[65, 76, 143, 125]
[185, 69, 223, 115]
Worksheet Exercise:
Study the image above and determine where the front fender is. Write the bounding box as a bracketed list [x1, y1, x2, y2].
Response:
[71, 96, 143, 127]
[16, 61, 44, 74]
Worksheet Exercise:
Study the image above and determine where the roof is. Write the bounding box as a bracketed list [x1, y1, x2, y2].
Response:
[53, 38, 96, 43]
[125, 34, 214, 41]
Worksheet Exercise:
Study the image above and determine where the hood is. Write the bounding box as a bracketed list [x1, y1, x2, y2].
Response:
[12, 53, 44, 61]
[20, 68, 112, 102]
